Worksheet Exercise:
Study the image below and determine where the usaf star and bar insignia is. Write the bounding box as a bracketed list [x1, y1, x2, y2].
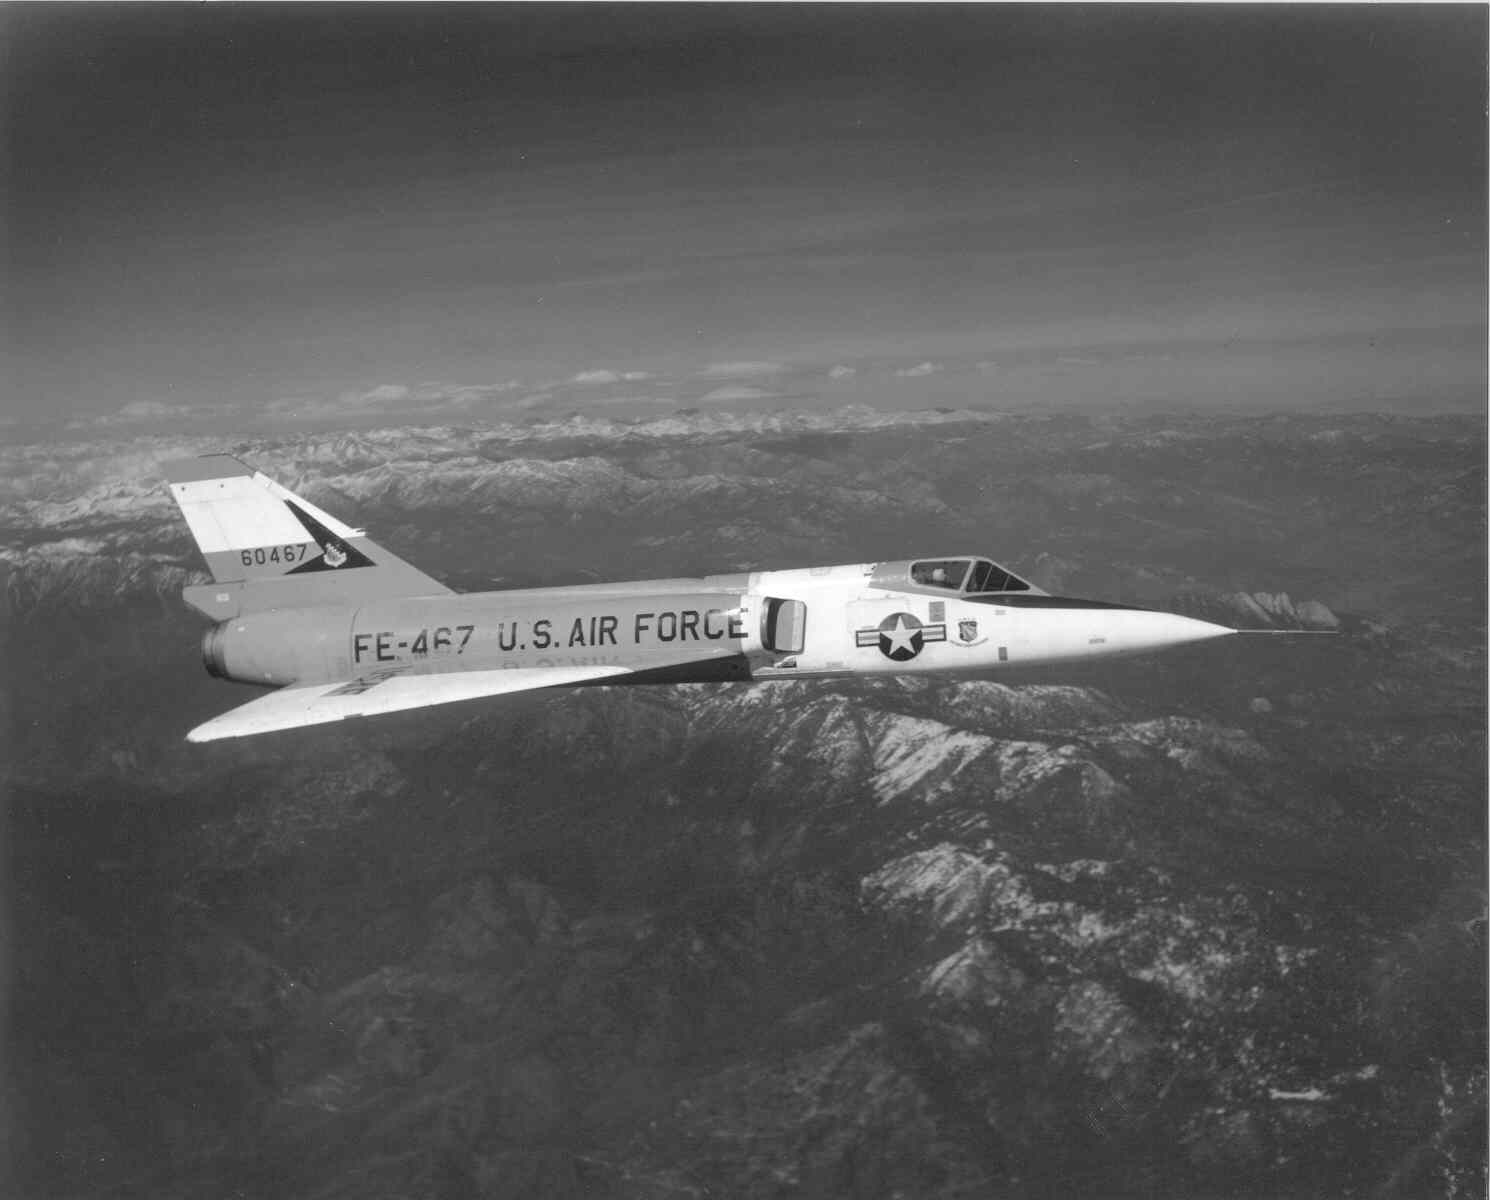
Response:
[855, 612, 983, 660]
[856, 612, 945, 660]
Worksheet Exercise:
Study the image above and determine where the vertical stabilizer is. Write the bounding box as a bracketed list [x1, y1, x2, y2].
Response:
[162, 454, 452, 616]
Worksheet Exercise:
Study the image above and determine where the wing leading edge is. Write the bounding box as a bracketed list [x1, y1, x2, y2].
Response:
[187, 664, 633, 742]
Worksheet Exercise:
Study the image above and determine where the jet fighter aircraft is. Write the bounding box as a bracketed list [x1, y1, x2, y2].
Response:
[163, 454, 1240, 742]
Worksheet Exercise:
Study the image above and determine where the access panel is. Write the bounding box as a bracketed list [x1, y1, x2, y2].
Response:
[761, 597, 807, 654]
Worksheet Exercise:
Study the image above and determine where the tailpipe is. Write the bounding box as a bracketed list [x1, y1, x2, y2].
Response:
[202, 622, 231, 679]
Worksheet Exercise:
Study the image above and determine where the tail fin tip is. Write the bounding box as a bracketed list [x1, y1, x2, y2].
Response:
[161, 453, 255, 486]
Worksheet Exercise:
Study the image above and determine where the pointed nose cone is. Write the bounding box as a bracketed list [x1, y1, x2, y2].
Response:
[1107, 609, 1237, 656]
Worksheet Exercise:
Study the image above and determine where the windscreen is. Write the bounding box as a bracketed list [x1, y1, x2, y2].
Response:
[966, 559, 1032, 593]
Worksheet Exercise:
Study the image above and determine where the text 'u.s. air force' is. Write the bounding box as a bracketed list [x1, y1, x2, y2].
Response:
[352, 607, 746, 664]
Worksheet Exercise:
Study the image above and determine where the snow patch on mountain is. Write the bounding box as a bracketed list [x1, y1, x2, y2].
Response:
[1215, 591, 1341, 630]
[859, 712, 997, 805]
[2, 546, 199, 613]
[863, 840, 1286, 1010]
[863, 844, 1047, 931]
[934, 682, 1127, 732]
[1053, 980, 1159, 1084]
[921, 936, 1028, 1009]
[991, 739, 1093, 793]
[690, 686, 1000, 808]
[1086, 718, 1273, 773]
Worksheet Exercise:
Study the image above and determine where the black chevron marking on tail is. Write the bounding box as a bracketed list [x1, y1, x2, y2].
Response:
[284, 500, 374, 573]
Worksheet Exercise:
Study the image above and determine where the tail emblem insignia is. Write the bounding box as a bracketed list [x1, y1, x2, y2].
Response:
[284, 501, 373, 573]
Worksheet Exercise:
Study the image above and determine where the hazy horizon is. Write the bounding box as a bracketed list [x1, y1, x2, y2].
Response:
[5, 5, 1486, 432]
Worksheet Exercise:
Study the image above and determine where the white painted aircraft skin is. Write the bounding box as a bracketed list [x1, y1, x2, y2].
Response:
[162, 455, 1239, 742]
[741, 565, 1235, 678]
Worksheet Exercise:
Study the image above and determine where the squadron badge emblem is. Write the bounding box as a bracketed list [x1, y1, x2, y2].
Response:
[284, 501, 373, 573]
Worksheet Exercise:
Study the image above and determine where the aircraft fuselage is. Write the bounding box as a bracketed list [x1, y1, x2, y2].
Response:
[201, 560, 1236, 689]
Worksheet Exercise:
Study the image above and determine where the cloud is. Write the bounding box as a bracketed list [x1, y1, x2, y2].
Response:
[272, 384, 416, 417]
[437, 383, 526, 410]
[697, 384, 778, 405]
[895, 361, 943, 378]
[119, 399, 191, 421]
[575, 392, 673, 408]
[699, 361, 785, 379]
[828, 364, 857, 379]
[570, 369, 654, 385]
[266, 380, 532, 421]
[69, 398, 233, 429]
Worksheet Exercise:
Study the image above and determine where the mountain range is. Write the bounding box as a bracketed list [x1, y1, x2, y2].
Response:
[3, 408, 1483, 1198]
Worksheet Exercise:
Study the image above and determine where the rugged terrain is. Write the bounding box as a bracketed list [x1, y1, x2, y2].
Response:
[3, 409, 1484, 1198]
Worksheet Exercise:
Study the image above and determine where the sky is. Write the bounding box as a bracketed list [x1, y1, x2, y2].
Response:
[3, 4, 1486, 430]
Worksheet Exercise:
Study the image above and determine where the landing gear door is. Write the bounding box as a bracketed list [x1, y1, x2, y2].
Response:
[761, 598, 807, 654]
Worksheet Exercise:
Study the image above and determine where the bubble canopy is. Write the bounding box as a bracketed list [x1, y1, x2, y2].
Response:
[869, 557, 1039, 595]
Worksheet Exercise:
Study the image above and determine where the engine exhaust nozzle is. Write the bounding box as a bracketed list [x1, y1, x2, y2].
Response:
[202, 622, 231, 680]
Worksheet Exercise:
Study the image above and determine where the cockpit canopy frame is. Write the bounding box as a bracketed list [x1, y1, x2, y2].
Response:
[868, 557, 1043, 596]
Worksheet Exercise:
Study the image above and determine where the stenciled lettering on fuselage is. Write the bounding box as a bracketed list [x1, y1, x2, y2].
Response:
[351, 607, 746, 665]
[855, 611, 947, 661]
[354, 624, 476, 664]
